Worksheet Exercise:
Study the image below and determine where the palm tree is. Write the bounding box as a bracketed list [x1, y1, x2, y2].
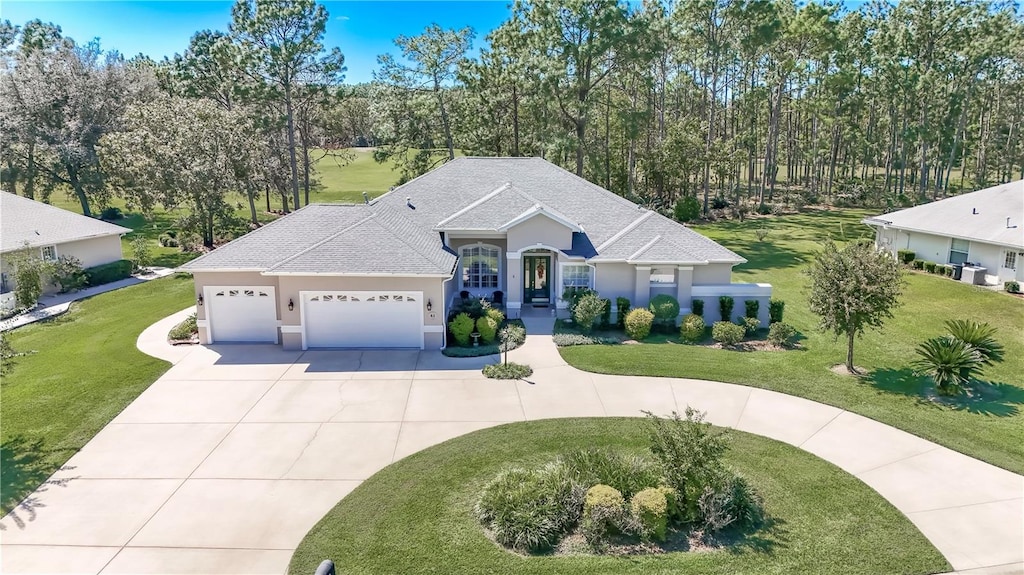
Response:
[913, 336, 984, 396]
[944, 320, 1005, 366]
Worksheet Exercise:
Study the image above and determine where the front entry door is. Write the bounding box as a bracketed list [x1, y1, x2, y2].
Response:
[523, 255, 550, 304]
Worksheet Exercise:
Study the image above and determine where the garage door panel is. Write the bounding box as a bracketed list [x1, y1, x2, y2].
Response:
[303, 291, 422, 349]
[208, 286, 278, 343]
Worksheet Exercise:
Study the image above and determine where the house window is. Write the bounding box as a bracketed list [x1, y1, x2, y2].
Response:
[461, 245, 499, 289]
[650, 268, 675, 285]
[40, 245, 57, 261]
[561, 264, 592, 290]
[1005, 251, 1017, 270]
[949, 238, 970, 265]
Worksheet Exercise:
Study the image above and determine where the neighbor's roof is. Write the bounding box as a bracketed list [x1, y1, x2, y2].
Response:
[863, 180, 1024, 249]
[181, 157, 744, 275]
[0, 192, 131, 253]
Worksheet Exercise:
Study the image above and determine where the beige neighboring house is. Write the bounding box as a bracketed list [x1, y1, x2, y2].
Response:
[180, 157, 771, 350]
[1, 192, 131, 307]
[864, 180, 1024, 286]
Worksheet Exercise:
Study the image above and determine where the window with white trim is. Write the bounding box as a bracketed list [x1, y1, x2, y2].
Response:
[461, 245, 499, 289]
[40, 245, 57, 261]
[949, 238, 970, 265]
[649, 268, 675, 285]
[561, 264, 592, 290]
[1005, 250, 1017, 270]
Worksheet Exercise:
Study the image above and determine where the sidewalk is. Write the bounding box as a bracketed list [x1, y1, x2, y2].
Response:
[0, 267, 177, 332]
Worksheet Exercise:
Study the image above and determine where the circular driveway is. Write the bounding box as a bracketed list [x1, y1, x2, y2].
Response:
[1, 309, 1021, 575]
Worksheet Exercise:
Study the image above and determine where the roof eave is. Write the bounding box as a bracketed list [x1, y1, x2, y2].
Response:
[261, 271, 453, 278]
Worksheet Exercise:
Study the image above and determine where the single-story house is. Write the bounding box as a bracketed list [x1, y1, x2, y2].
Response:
[864, 180, 1024, 286]
[180, 157, 771, 350]
[1, 192, 131, 306]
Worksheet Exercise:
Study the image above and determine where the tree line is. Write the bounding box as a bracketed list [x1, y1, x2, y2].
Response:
[2, 0, 1022, 248]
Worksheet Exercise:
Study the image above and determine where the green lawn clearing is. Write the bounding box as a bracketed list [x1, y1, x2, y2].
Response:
[561, 210, 1024, 474]
[0, 275, 194, 515]
[290, 418, 949, 575]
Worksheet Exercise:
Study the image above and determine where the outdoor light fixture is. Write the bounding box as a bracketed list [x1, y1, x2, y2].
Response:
[288, 298, 294, 311]
[427, 299, 432, 312]
[197, 294, 204, 306]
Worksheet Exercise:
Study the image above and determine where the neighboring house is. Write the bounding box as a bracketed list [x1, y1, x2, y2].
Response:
[0, 192, 131, 306]
[180, 157, 771, 350]
[864, 180, 1024, 286]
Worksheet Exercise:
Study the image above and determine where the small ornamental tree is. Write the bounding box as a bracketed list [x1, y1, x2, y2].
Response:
[130, 235, 153, 272]
[807, 240, 904, 374]
[8, 244, 45, 308]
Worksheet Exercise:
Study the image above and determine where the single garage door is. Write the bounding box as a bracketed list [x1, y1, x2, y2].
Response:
[303, 291, 423, 348]
[207, 286, 278, 343]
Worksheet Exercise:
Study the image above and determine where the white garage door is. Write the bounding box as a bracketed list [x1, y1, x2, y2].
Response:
[207, 286, 278, 343]
[303, 291, 423, 349]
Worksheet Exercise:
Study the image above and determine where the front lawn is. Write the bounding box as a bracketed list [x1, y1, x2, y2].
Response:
[561, 210, 1024, 474]
[290, 418, 949, 575]
[0, 275, 194, 514]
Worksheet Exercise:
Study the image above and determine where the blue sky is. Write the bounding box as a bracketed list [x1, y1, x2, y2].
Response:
[0, 1, 515, 84]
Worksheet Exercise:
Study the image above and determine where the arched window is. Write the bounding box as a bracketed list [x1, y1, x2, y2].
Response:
[461, 245, 500, 289]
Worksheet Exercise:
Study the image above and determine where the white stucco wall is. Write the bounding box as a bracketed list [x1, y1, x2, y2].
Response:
[57, 235, 125, 269]
[506, 215, 573, 252]
[693, 263, 733, 285]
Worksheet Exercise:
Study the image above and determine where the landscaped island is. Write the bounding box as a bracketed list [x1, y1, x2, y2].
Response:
[289, 418, 949, 575]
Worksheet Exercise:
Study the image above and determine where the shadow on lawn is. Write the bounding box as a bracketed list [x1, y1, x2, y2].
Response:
[866, 368, 1023, 417]
[0, 435, 79, 522]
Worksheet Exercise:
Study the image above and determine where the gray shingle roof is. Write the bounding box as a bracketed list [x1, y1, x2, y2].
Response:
[1, 192, 131, 253]
[181, 157, 743, 274]
[864, 180, 1024, 248]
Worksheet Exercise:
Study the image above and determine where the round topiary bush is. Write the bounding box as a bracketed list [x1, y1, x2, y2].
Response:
[573, 292, 607, 334]
[767, 322, 797, 347]
[624, 308, 654, 341]
[476, 315, 498, 344]
[582, 484, 625, 545]
[648, 294, 680, 324]
[712, 321, 745, 346]
[679, 313, 705, 343]
[449, 313, 475, 346]
[630, 488, 668, 542]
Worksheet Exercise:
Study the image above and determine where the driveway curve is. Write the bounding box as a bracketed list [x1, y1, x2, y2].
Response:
[1, 311, 1021, 575]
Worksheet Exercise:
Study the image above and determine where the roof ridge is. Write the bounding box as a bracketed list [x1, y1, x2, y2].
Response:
[371, 157, 465, 205]
[435, 182, 513, 228]
[628, 235, 663, 262]
[596, 210, 654, 252]
[264, 212, 377, 271]
[371, 206, 454, 270]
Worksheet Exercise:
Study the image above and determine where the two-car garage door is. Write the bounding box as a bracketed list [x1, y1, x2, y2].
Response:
[302, 291, 423, 349]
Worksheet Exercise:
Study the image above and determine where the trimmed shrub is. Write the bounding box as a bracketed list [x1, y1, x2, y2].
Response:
[767, 322, 797, 347]
[582, 484, 625, 546]
[615, 297, 631, 328]
[712, 321, 744, 346]
[656, 485, 680, 523]
[573, 292, 607, 334]
[649, 294, 680, 325]
[744, 299, 759, 319]
[562, 449, 660, 500]
[740, 316, 760, 335]
[897, 250, 915, 264]
[476, 463, 584, 552]
[673, 195, 701, 223]
[768, 298, 784, 324]
[485, 307, 505, 324]
[630, 488, 668, 542]
[449, 313, 475, 346]
[168, 313, 198, 341]
[84, 259, 133, 287]
[1006, 281, 1021, 294]
[691, 298, 704, 317]
[482, 362, 533, 379]
[476, 315, 498, 344]
[624, 308, 654, 341]
[679, 313, 705, 343]
[718, 296, 734, 323]
[923, 261, 937, 273]
[562, 286, 596, 314]
[698, 471, 764, 533]
[498, 323, 526, 352]
[599, 298, 612, 327]
[552, 333, 619, 347]
[912, 259, 925, 270]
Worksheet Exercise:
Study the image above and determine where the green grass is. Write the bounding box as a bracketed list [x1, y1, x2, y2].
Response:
[562, 209, 1024, 474]
[290, 418, 949, 575]
[0, 275, 194, 515]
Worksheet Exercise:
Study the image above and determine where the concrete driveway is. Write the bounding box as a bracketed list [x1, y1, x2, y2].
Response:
[2, 310, 1022, 575]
